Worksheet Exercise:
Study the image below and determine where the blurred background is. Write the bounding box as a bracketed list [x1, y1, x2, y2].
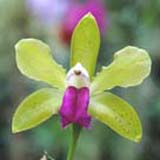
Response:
[0, 0, 160, 159]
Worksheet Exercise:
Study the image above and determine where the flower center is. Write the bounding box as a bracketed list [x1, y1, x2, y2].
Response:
[59, 63, 91, 128]
[74, 70, 81, 75]
[66, 63, 90, 88]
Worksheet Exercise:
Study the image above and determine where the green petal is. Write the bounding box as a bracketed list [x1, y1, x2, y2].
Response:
[91, 46, 151, 94]
[12, 88, 63, 133]
[71, 13, 100, 78]
[15, 38, 66, 89]
[89, 92, 142, 142]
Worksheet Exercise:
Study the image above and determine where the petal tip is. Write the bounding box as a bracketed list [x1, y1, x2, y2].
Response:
[81, 12, 97, 24]
[85, 12, 95, 19]
[134, 133, 142, 143]
[12, 124, 19, 134]
[12, 119, 24, 134]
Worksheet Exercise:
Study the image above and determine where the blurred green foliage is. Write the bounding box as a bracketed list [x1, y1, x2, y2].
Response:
[0, 0, 160, 160]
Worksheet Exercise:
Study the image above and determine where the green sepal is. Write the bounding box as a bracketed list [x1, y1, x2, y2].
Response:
[71, 13, 100, 78]
[89, 92, 142, 142]
[12, 88, 63, 133]
[91, 46, 151, 94]
[15, 38, 66, 89]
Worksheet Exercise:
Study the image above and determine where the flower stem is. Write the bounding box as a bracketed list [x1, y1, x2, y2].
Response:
[67, 124, 82, 160]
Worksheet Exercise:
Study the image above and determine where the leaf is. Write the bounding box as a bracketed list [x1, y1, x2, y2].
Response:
[89, 92, 142, 142]
[15, 38, 66, 89]
[71, 13, 100, 78]
[12, 88, 63, 133]
[91, 46, 151, 94]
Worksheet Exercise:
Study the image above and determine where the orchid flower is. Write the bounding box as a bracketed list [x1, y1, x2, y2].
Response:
[12, 13, 151, 159]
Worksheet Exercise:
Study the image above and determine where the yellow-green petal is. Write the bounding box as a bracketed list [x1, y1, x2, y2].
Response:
[91, 46, 151, 94]
[71, 13, 100, 78]
[15, 38, 66, 89]
[89, 92, 142, 142]
[12, 88, 63, 133]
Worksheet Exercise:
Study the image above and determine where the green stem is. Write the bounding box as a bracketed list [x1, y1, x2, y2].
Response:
[67, 124, 82, 160]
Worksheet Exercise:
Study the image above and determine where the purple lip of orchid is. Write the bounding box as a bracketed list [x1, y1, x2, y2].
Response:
[60, 86, 91, 128]
[59, 63, 91, 128]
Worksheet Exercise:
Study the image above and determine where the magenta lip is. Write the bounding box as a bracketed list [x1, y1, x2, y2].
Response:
[59, 86, 91, 128]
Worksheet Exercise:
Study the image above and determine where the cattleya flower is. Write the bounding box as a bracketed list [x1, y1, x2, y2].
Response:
[12, 13, 151, 143]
